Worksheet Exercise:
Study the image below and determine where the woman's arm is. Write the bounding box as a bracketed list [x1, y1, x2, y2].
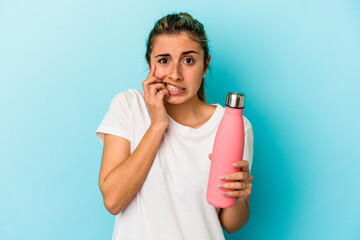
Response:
[220, 197, 250, 233]
[99, 123, 167, 215]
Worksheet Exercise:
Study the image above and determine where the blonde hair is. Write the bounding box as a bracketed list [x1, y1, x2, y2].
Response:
[145, 12, 211, 103]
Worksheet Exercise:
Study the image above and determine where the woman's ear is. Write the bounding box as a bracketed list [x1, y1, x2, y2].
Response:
[204, 54, 211, 72]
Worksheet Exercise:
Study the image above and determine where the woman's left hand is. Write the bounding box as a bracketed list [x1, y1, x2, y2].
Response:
[208, 153, 253, 204]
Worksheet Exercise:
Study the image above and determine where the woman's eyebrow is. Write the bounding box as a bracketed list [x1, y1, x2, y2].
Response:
[155, 50, 199, 58]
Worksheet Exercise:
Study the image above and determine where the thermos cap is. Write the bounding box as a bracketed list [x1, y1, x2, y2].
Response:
[225, 92, 245, 108]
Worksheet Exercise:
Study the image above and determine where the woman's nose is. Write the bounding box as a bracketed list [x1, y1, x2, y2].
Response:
[168, 63, 182, 81]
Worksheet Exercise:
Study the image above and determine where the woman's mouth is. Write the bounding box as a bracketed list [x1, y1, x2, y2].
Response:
[165, 83, 186, 95]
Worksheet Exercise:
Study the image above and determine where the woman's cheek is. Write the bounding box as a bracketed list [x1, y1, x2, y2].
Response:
[155, 67, 168, 80]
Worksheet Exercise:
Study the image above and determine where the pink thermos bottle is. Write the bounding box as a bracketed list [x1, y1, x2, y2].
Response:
[206, 92, 245, 209]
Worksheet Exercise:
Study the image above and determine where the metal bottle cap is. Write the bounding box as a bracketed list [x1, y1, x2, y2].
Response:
[225, 92, 245, 108]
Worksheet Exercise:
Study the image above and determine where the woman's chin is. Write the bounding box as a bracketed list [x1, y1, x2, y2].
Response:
[164, 94, 185, 104]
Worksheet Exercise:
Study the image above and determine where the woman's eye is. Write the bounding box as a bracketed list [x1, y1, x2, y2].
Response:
[158, 58, 168, 64]
[158, 58, 194, 64]
[185, 58, 194, 64]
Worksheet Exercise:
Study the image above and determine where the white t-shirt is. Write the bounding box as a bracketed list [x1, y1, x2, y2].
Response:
[95, 89, 254, 240]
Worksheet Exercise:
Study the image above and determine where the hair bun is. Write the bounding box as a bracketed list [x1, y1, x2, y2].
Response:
[179, 12, 194, 19]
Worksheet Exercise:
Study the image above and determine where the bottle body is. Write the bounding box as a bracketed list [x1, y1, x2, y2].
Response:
[206, 106, 245, 209]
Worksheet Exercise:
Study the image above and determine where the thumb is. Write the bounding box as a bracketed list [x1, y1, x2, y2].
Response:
[208, 153, 212, 160]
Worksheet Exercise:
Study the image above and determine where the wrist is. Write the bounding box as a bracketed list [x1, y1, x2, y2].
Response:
[149, 122, 168, 132]
[235, 197, 248, 207]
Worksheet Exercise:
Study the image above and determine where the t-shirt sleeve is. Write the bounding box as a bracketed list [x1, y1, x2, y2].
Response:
[243, 125, 254, 173]
[95, 91, 131, 145]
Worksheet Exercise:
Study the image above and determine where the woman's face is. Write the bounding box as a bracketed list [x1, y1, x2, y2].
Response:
[148, 32, 210, 105]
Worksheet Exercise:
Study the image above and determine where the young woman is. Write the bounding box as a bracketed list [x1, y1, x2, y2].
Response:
[96, 12, 254, 239]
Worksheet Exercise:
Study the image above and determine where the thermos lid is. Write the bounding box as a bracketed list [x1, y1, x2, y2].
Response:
[225, 92, 245, 108]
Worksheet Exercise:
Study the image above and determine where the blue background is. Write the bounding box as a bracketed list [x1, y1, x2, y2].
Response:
[1, 0, 359, 239]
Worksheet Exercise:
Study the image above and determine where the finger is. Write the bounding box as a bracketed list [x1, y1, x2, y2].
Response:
[147, 64, 155, 79]
[143, 75, 162, 90]
[149, 84, 169, 102]
[217, 181, 248, 190]
[143, 75, 159, 100]
[149, 83, 168, 95]
[143, 78, 162, 102]
[237, 165, 249, 173]
[143, 64, 161, 91]
[232, 160, 249, 169]
[248, 174, 253, 182]
[156, 88, 170, 98]
[221, 189, 251, 198]
[208, 153, 212, 160]
[220, 171, 248, 181]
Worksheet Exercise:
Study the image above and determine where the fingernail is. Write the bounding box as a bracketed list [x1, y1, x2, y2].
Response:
[219, 175, 225, 180]
[232, 162, 238, 167]
[217, 184, 224, 188]
[222, 191, 229, 196]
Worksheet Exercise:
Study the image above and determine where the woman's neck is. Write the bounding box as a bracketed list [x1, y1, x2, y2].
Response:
[164, 96, 211, 128]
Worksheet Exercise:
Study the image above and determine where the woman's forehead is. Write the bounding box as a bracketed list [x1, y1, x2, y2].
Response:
[152, 33, 202, 55]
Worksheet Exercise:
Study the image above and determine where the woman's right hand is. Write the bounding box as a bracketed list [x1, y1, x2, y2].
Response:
[142, 64, 170, 129]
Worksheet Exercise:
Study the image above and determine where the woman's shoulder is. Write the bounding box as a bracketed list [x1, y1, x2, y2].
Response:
[110, 89, 148, 118]
[113, 88, 141, 98]
[111, 88, 144, 103]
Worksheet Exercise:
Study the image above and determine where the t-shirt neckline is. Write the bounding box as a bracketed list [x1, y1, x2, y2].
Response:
[134, 89, 223, 134]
